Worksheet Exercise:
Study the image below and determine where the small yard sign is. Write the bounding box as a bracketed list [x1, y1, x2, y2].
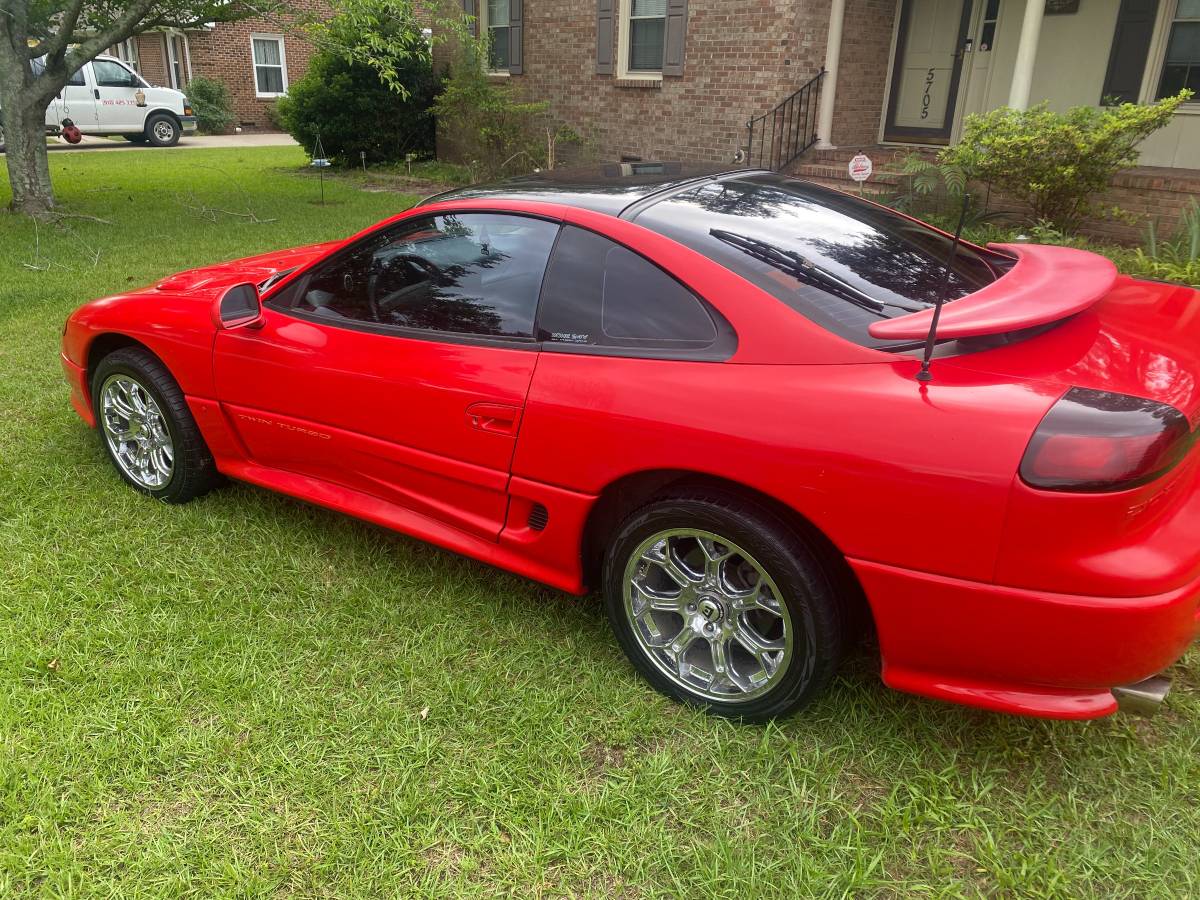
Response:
[848, 153, 873, 182]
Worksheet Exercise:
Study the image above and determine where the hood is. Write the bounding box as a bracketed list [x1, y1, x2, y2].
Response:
[945, 275, 1200, 423]
[143, 85, 187, 104]
[154, 241, 341, 293]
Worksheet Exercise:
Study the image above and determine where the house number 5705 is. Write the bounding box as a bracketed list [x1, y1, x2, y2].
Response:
[921, 67, 935, 119]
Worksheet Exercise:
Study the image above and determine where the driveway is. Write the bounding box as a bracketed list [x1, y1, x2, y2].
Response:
[43, 132, 298, 152]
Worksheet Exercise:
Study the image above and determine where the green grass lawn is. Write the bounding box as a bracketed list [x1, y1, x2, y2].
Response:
[2, 147, 1199, 898]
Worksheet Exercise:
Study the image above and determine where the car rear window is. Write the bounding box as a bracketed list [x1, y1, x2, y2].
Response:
[631, 173, 1016, 349]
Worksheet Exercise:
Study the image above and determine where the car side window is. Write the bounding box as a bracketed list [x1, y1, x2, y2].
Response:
[294, 213, 559, 340]
[536, 226, 724, 354]
[93, 60, 137, 88]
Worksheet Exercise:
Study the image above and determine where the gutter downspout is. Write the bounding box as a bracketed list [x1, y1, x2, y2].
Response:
[815, 0, 847, 149]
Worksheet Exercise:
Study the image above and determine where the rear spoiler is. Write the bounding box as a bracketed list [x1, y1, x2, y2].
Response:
[867, 243, 1118, 341]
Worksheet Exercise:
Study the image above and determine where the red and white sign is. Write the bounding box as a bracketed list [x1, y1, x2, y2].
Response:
[848, 153, 873, 183]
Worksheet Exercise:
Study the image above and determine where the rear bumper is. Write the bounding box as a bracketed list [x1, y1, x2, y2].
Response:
[61, 351, 95, 427]
[852, 558, 1200, 719]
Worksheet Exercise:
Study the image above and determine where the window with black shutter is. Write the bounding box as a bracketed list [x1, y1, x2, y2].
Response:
[597, 0, 686, 77]
[469, 0, 523, 73]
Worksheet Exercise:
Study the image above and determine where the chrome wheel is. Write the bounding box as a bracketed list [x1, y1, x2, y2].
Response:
[623, 529, 795, 703]
[152, 120, 175, 143]
[99, 374, 174, 490]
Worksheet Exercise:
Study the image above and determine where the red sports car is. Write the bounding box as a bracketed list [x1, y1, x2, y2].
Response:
[61, 165, 1200, 722]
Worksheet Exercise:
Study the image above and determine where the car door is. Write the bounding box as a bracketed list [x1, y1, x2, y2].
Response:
[48, 64, 98, 131]
[213, 211, 561, 541]
[90, 59, 148, 132]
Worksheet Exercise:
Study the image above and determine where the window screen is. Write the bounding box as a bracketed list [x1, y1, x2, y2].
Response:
[253, 37, 286, 95]
[1158, 0, 1200, 97]
[487, 0, 511, 70]
[628, 0, 667, 70]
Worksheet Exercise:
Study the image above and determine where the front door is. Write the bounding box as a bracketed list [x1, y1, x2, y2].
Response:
[884, 0, 973, 143]
[90, 58, 147, 132]
[213, 211, 561, 542]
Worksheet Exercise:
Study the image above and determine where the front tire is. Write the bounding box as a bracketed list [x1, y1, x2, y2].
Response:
[603, 489, 846, 722]
[145, 114, 181, 147]
[91, 347, 219, 504]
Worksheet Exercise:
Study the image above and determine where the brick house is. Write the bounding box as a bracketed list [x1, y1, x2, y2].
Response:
[449, 0, 1200, 240]
[111, 3, 325, 130]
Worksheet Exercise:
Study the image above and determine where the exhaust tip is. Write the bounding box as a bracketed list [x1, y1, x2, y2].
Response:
[1112, 675, 1172, 717]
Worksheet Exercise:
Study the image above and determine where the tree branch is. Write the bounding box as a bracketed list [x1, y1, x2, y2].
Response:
[41, 0, 88, 63]
[62, 1, 159, 76]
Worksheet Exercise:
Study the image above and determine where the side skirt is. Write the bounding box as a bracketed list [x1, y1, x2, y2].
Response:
[186, 396, 595, 595]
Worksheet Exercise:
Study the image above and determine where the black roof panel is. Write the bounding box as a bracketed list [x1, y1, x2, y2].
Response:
[420, 162, 738, 216]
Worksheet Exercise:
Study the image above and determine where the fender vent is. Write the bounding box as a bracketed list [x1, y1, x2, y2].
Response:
[528, 503, 549, 531]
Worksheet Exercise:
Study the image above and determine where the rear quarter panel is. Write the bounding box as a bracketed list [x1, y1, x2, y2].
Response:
[515, 354, 1062, 582]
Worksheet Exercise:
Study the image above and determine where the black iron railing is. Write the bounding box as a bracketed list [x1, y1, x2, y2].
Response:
[745, 69, 825, 172]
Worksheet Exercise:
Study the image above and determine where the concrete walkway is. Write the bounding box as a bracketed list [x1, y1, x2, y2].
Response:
[44, 132, 298, 152]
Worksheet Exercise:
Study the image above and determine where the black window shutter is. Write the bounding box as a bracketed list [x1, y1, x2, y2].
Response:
[509, 0, 523, 74]
[462, 0, 478, 39]
[596, 0, 614, 75]
[1101, 0, 1159, 104]
[663, 0, 688, 76]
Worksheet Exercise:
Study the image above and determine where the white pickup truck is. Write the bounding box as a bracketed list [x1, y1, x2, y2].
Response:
[0, 54, 197, 150]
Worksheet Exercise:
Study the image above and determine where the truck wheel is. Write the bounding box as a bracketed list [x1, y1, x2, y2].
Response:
[145, 114, 181, 147]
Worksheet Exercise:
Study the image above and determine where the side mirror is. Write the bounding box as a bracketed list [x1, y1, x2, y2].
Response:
[216, 282, 263, 330]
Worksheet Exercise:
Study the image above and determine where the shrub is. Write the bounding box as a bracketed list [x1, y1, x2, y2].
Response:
[1135, 198, 1200, 286]
[185, 76, 235, 135]
[940, 92, 1192, 232]
[432, 39, 580, 180]
[276, 51, 439, 166]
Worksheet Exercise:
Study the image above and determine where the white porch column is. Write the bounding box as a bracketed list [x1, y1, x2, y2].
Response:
[1007, 0, 1045, 109]
[815, 0, 847, 149]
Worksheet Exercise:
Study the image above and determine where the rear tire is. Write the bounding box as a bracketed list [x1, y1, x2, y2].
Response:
[602, 488, 847, 722]
[91, 347, 220, 504]
[145, 114, 181, 147]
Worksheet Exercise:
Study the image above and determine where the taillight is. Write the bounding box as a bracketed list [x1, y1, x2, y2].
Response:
[1020, 388, 1194, 492]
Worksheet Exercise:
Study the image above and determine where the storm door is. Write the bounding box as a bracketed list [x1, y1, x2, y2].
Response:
[884, 0, 973, 143]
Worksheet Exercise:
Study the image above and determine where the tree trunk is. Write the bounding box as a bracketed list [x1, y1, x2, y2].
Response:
[0, 39, 56, 217]
[2, 103, 56, 216]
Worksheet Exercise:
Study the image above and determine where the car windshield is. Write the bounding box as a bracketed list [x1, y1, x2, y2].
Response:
[632, 173, 1016, 349]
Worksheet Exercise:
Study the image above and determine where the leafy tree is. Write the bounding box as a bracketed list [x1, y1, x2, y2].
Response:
[941, 92, 1192, 232]
[299, 0, 457, 100]
[0, 0, 279, 215]
[276, 51, 438, 166]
